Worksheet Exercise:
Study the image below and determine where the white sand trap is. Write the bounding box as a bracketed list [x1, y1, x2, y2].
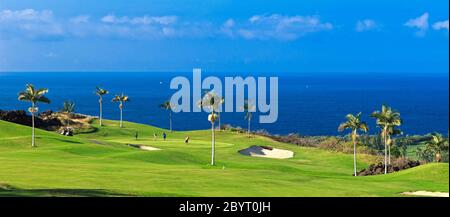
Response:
[127, 144, 160, 151]
[139, 146, 161, 151]
[402, 191, 449, 197]
[239, 145, 294, 159]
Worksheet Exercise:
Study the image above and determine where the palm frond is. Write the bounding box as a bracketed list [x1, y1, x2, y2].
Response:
[60, 100, 75, 113]
[339, 112, 368, 133]
[36, 88, 49, 96]
[338, 122, 349, 132]
[360, 122, 369, 133]
[37, 95, 51, 104]
[18, 84, 50, 104]
[95, 87, 109, 96]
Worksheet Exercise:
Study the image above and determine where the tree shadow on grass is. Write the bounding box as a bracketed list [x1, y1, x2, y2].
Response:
[53, 138, 83, 144]
[75, 127, 99, 135]
[0, 184, 133, 197]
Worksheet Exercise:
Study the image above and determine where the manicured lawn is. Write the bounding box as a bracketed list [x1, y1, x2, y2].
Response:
[0, 120, 448, 196]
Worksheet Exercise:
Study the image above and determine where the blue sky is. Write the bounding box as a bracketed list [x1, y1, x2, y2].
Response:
[0, 0, 448, 73]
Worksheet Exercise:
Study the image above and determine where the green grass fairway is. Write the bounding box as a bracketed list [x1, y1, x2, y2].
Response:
[0, 119, 448, 196]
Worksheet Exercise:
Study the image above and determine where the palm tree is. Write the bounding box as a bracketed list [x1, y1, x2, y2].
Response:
[94, 87, 109, 126]
[112, 93, 130, 128]
[159, 100, 174, 132]
[386, 125, 402, 164]
[371, 105, 402, 174]
[200, 92, 223, 166]
[243, 100, 255, 137]
[422, 133, 449, 162]
[18, 84, 51, 147]
[60, 100, 75, 114]
[338, 112, 369, 176]
[60, 100, 76, 127]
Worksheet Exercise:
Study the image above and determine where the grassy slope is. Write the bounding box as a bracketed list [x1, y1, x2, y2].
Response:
[0, 120, 448, 197]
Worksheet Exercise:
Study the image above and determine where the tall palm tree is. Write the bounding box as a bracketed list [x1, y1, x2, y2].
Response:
[338, 112, 369, 176]
[159, 100, 174, 132]
[94, 87, 109, 126]
[112, 93, 130, 128]
[18, 84, 51, 147]
[243, 100, 255, 137]
[422, 133, 449, 162]
[386, 125, 402, 164]
[371, 105, 402, 174]
[200, 92, 223, 166]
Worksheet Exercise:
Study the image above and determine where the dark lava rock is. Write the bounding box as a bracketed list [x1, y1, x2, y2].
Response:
[357, 158, 421, 176]
[0, 109, 63, 131]
[39, 110, 54, 118]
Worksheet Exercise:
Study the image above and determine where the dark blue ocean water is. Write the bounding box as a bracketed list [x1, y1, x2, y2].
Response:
[0, 72, 448, 136]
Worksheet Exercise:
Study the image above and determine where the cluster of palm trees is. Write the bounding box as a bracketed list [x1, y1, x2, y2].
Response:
[94, 87, 130, 128]
[17, 84, 131, 147]
[339, 104, 402, 176]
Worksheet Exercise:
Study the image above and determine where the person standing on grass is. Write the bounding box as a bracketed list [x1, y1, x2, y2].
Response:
[135, 132, 138, 140]
[153, 132, 157, 141]
[163, 132, 167, 141]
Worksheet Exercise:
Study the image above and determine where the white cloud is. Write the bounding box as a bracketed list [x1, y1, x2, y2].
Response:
[101, 14, 177, 25]
[70, 15, 90, 24]
[223, 19, 235, 28]
[433, 20, 449, 31]
[100, 14, 116, 23]
[405, 13, 429, 30]
[229, 14, 333, 41]
[1, 10, 332, 41]
[0, 9, 64, 40]
[404, 12, 429, 36]
[220, 19, 236, 37]
[0, 9, 53, 22]
[355, 19, 379, 32]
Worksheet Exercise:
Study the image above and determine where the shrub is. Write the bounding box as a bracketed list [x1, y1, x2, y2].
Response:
[416, 147, 435, 163]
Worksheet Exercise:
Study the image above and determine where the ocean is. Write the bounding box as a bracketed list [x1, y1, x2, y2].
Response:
[0, 72, 448, 136]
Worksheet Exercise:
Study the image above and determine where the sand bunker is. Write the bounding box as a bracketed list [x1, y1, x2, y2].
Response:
[127, 144, 161, 151]
[402, 191, 449, 197]
[239, 145, 294, 159]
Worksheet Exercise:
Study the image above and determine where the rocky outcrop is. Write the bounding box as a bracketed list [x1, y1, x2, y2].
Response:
[357, 159, 421, 176]
[0, 110, 63, 131]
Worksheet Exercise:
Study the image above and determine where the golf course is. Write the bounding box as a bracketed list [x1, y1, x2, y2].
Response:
[0, 118, 448, 197]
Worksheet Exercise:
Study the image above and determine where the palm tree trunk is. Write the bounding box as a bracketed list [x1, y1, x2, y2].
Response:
[353, 133, 357, 176]
[169, 111, 172, 132]
[211, 121, 215, 166]
[388, 139, 391, 165]
[436, 152, 441, 163]
[99, 99, 103, 126]
[31, 111, 35, 148]
[247, 118, 251, 137]
[120, 107, 123, 128]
